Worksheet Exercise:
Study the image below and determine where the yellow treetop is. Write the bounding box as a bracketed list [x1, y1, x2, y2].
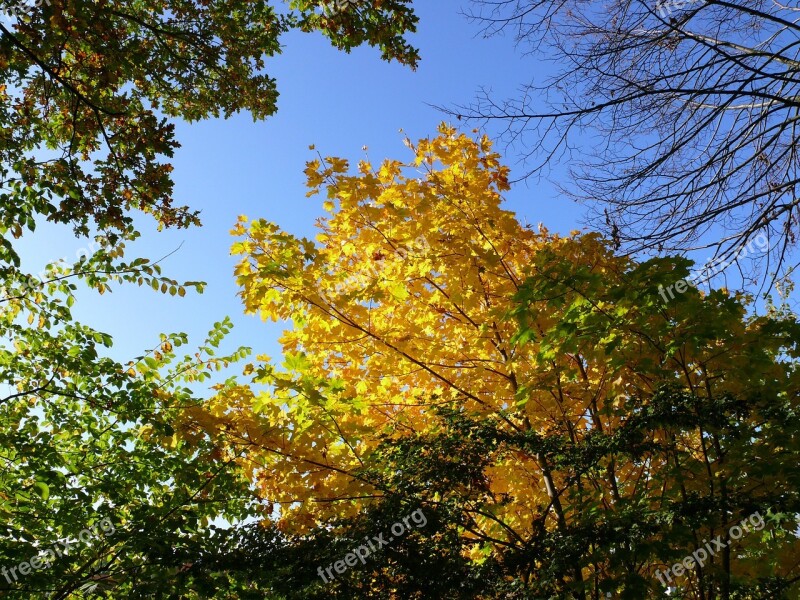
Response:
[186, 126, 798, 589]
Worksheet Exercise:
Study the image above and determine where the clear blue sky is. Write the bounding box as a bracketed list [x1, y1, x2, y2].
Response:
[26, 1, 586, 367]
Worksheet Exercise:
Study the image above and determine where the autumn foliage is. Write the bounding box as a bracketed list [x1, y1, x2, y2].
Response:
[177, 126, 800, 598]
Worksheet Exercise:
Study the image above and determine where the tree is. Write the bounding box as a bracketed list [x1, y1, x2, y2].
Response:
[205, 126, 800, 598]
[0, 0, 418, 261]
[455, 0, 800, 286]
[0, 236, 263, 597]
[0, 3, 418, 596]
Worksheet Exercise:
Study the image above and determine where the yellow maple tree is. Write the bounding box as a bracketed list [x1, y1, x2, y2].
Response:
[219, 125, 595, 530]
[182, 125, 800, 596]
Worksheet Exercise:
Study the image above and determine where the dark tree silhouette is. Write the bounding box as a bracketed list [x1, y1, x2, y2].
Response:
[455, 0, 800, 287]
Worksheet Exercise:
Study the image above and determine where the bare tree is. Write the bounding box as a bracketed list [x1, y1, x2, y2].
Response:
[454, 0, 800, 288]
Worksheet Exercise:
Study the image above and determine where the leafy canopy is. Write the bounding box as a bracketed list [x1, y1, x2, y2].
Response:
[206, 126, 800, 597]
[0, 0, 418, 262]
[0, 1, 418, 595]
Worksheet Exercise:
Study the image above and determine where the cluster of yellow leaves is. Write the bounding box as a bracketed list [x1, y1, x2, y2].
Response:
[202, 126, 796, 580]
[220, 126, 612, 532]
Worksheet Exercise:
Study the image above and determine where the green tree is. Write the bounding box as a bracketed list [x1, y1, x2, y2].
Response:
[0, 0, 417, 254]
[0, 1, 418, 596]
[0, 237, 261, 597]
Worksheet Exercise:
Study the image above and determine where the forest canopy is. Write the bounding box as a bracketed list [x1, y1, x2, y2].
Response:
[1, 1, 799, 598]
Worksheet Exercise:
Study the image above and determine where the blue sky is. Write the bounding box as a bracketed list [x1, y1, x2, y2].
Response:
[25, 1, 586, 369]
